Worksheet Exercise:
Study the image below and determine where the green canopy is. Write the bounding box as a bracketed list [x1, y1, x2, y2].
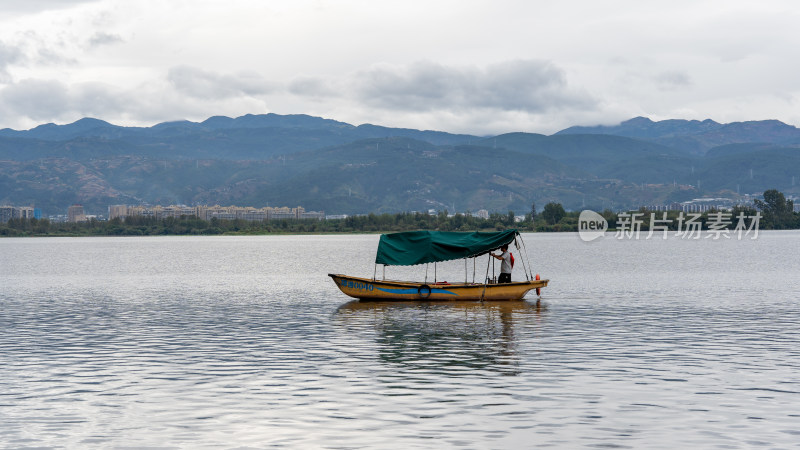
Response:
[375, 229, 519, 266]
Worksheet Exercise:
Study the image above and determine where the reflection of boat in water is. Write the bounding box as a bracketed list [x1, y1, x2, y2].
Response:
[334, 299, 547, 374]
[330, 230, 549, 301]
[336, 298, 546, 314]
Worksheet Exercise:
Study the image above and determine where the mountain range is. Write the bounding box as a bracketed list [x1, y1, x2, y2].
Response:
[1, 114, 799, 215]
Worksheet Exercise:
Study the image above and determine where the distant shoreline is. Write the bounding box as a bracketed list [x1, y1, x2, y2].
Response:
[2, 197, 797, 237]
[0, 213, 532, 238]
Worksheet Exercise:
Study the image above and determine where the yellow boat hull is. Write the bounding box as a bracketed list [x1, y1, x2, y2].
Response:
[329, 273, 548, 301]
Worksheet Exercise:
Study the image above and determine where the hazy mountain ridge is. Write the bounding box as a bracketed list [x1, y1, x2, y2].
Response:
[5, 113, 797, 157]
[0, 113, 478, 156]
[2, 113, 800, 215]
[557, 116, 723, 139]
[556, 116, 800, 154]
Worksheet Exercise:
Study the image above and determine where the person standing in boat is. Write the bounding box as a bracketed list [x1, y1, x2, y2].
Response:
[490, 244, 513, 283]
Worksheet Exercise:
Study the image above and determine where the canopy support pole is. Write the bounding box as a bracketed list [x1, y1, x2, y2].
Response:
[518, 235, 534, 280]
[425, 264, 428, 283]
[434, 262, 437, 283]
[514, 237, 530, 281]
[373, 264, 377, 281]
[464, 258, 468, 284]
[472, 257, 476, 284]
[481, 253, 491, 301]
[383, 264, 386, 281]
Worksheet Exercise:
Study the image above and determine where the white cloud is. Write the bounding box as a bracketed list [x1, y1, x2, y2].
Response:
[167, 66, 277, 100]
[0, 0, 799, 134]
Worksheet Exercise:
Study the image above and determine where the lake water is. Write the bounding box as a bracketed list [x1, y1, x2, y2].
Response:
[1, 232, 799, 448]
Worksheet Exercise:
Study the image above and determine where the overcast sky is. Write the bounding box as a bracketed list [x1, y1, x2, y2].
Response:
[0, 0, 798, 135]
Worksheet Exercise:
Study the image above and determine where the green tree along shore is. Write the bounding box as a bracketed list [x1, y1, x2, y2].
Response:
[2, 211, 529, 237]
[2, 190, 798, 237]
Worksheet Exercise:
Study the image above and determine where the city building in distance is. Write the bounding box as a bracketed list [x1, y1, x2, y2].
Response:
[67, 205, 87, 223]
[108, 204, 325, 221]
[0, 205, 37, 223]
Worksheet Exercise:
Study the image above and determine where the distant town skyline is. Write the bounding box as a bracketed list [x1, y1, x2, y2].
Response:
[0, 1, 798, 135]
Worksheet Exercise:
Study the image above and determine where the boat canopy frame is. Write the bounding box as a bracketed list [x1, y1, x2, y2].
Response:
[373, 229, 535, 284]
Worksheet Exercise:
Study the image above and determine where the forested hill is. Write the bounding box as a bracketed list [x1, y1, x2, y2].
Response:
[1, 113, 799, 215]
[556, 116, 800, 154]
[0, 114, 478, 160]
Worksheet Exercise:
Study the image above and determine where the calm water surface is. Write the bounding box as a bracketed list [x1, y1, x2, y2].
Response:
[1, 233, 800, 448]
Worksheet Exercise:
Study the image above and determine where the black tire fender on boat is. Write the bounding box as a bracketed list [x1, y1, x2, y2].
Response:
[418, 284, 432, 299]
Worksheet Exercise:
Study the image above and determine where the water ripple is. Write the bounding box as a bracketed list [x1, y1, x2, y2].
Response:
[1, 234, 800, 448]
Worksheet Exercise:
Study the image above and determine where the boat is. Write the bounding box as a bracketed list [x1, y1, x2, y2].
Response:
[329, 229, 548, 301]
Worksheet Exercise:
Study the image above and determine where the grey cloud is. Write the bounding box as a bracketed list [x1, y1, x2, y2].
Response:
[168, 66, 276, 100]
[655, 71, 692, 90]
[0, 79, 125, 122]
[0, 41, 25, 82]
[88, 32, 124, 48]
[35, 47, 77, 66]
[0, 41, 24, 65]
[288, 76, 340, 99]
[352, 60, 596, 113]
[4, 30, 76, 67]
[0, 0, 99, 14]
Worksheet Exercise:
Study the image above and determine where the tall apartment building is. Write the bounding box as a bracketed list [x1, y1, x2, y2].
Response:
[0, 206, 13, 223]
[16, 207, 34, 219]
[108, 205, 128, 220]
[1, 205, 37, 223]
[67, 204, 86, 222]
